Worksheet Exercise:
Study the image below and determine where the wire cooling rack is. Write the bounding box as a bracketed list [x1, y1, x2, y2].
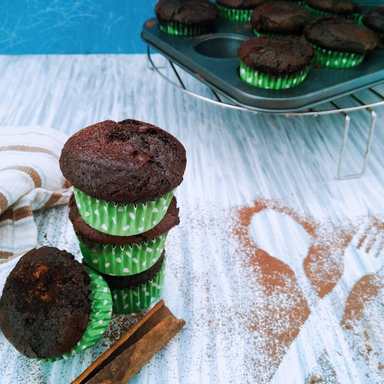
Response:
[147, 46, 384, 180]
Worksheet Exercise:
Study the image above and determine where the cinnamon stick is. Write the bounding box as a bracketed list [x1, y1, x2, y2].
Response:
[72, 300, 185, 384]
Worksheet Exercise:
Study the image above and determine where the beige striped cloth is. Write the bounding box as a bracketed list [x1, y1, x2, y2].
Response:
[0, 127, 72, 263]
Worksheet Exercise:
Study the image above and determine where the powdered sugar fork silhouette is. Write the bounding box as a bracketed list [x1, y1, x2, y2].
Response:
[272, 218, 384, 384]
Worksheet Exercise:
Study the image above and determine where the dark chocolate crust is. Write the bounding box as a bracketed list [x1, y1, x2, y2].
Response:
[217, 0, 266, 10]
[0, 247, 90, 358]
[363, 6, 384, 34]
[155, 0, 218, 25]
[305, 17, 379, 54]
[238, 36, 314, 75]
[306, 0, 359, 15]
[69, 194, 180, 245]
[60, 119, 187, 204]
[251, 1, 312, 34]
[101, 252, 165, 289]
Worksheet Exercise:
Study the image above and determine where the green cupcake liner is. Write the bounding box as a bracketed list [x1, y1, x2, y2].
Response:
[253, 29, 262, 37]
[356, 14, 364, 25]
[159, 22, 206, 36]
[45, 268, 112, 361]
[253, 30, 267, 37]
[111, 264, 165, 314]
[217, 4, 252, 23]
[80, 234, 167, 276]
[304, 4, 360, 21]
[253, 30, 285, 37]
[239, 61, 310, 90]
[74, 188, 173, 237]
[312, 44, 365, 68]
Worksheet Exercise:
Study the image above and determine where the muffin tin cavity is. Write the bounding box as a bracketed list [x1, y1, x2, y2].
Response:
[194, 34, 247, 58]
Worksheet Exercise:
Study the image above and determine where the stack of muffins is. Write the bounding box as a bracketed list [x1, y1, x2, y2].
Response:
[60, 119, 187, 314]
[0, 119, 186, 360]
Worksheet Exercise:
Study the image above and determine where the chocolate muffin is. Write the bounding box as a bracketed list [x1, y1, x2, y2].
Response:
[305, 17, 379, 68]
[216, 0, 266, 23]
[103, 252, 165, 290]
[60, 119, 186, 237]
[102, 253, 166, 314]
[363, 6, 384, 41]
[305, 0, 359, 17]
[69, 194, 179, 276]
[60, 119, 186, 204]
[69, 195, 179, 247]
[155, 0, 218, 36]
[238, 36, 314, 89]
[252, 1, 312, 36]
[217, 0, 265, 9]
[0, 247, 90, 358]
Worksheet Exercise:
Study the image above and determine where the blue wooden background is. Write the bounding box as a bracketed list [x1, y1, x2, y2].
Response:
[0, 0, 380, 54]
[0, 0, 156, 54]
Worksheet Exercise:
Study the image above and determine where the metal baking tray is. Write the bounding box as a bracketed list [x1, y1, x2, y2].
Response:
[141, 8, 384, 112]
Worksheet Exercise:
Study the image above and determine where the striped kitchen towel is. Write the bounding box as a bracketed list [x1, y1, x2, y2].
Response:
[0, 127, 71, 263]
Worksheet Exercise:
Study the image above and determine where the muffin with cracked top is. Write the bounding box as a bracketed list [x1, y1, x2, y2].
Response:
[251, 1, 312, 36]
[0, 247, 112, 359]
[305, 17, 379, 68]
[60, 119, 186, 237]
[238, 36, 314, 89]
[155, 0, 218, 36]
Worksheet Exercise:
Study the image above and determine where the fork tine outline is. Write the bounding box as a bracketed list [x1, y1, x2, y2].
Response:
[372, 232, 384, 258]
[354, 218, 384, 258]
[363, 226, 380, 253]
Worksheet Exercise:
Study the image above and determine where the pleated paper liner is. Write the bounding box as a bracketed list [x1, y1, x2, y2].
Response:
[111, 265, 165, 315]
[74, 188, 173, 237]
[239, 61, 310, 89]
[313, 45, 365, 69]
[45, 268, 112, 361]
[159, 22, 207, 36]
[80, 233, 167, 276]
[217, 5, 252, 23]
[253, 30, 268, 37]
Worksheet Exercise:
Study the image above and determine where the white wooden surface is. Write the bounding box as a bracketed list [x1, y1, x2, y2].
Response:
[0, 54, 383, 383]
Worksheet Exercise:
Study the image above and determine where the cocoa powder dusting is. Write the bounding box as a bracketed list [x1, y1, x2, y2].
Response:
[342, 274, 384, 329]
[357, 217, 384, 250]
[342, 216, 384, 334]
[306, 353, 340, 384]
[235, 200, 312, 364]
[104, 313, 144, 344]
[248, 251, 310, 361]
[236, 199, 350, 298]
[233, 200, 384, 381]
[304, 227, 353, 298]
[341, 270, 384, 380]
[237, 199, 317, 239]
[307, 374, 324, 384]
[250, 249, 297, 294]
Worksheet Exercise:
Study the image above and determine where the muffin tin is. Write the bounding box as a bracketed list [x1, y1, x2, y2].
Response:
[141, 7, 384, 112]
